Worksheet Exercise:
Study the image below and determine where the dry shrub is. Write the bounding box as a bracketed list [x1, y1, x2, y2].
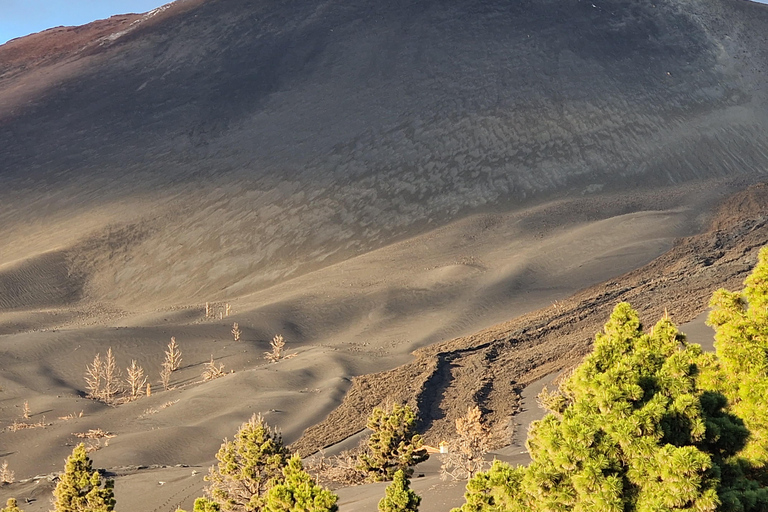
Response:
[8, 417, 48, 432]
[85, 348, 123, 405]
[73, 428, 115, 440]
[160, 337, 182, 390]
[440, 406, 493, 481]
[305, 449, 367, 488]
[140, 399, 180, 418]
[85, 353, 103, 400]
[125, 360, 148, 400]
[58, 411, 85, 421]
[84, 439, 110, 453]
[0, 461, 14, 484]
[202, 355, 226, 381]
[265, 334, 295, 362]
[22, 401, 30, 419]
[232, 322, 241, 342]
[166, 337, 182, 371]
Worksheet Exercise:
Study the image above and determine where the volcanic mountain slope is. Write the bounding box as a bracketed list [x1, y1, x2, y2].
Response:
[2, 0, 768, 509]
[1, 0, 768, 309]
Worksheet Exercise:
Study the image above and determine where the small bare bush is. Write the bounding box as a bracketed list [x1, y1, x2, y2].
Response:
[58, 411, 84, 421]
[202, 355, 226, 381]
[73, 428, 115, 440]
[84, 438, 110, 453]
[159, 364, 172, 391]
[166, 337, 182, 371]
[140, 399, 179, 418]
[102, 348, 123, 404]
[8, 416, 48, 432]
[125, 360, 148, 400]
[0, 460, 14, 484]
[85, 353, 103, 400]
[440, 406, 492, 481]
[306, 450, 367, 487]
[160, 337, 182, 390]
[232, 322, 241, 342]
[22, 400, 30, 419]
[265, 334, 286, 362]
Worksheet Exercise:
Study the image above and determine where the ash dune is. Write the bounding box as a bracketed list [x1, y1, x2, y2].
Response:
[2, 0, 768, 509]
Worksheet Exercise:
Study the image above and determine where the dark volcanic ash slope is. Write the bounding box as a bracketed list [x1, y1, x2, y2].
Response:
[1, 0, 768, 307]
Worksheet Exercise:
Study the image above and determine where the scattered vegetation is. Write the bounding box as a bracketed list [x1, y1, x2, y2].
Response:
[85, 348, 122, 405]
[0, 461, 14, 484]
[379, 469, 421, 512]
[8, 416, 48, 432]
[160, 337, 182, 390]
[73, 428, 115, 440]
[202, 355, 226, 381]
[232, 322, 241, 342]
[52, 443, 115, 512]
[165, 337, 183, 371]
[125, 360, 148, 400]
[204, 302, 232, 320]
[58, 411, 84, 421]
[265, 334, 286, 363]
[440, 406, 492, 481]
[452, 248, 768, 512]
[357, 403, 429, 482]
[140, 399, 180, 418]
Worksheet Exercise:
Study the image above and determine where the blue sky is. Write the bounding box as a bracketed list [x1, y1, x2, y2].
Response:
[0, 1, 168, 45]
[2, 0, 768, 47]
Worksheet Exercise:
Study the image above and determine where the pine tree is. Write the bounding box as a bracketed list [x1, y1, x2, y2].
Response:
[451, 461, 525, 512]
[264, 454, 338, 512]
[52, 443, 115, 512]
[193, 498, 221, 512]
[707, 246, 768, 467]
[454, 300, 768, 512]
[378, 469, 420, 512]
[205, 414, 289, 511]
[1, 498, 23, 512]
[357, 404, 429, 482]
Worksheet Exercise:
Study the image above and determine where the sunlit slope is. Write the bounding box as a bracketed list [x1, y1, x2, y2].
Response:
[1, 0, 767, 308]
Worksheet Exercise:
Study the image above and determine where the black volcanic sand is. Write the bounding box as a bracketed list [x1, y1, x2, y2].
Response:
[2, 0, 768, 509]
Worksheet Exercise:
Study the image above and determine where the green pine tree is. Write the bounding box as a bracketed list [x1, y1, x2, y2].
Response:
[52, 443, 115, 512]
[357, 404, 429, 482]
[205, 413, 289, 511]
[454, 296, 768, 512]
[174, 497, 221, 512]
[193, 498, 221, 512]
[378, 469, 421, 512]
[264, 454, 338, 512]
[707, 246, 768, 467]
[452, 461, 525, 512]
[1, 498, 23, 512]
